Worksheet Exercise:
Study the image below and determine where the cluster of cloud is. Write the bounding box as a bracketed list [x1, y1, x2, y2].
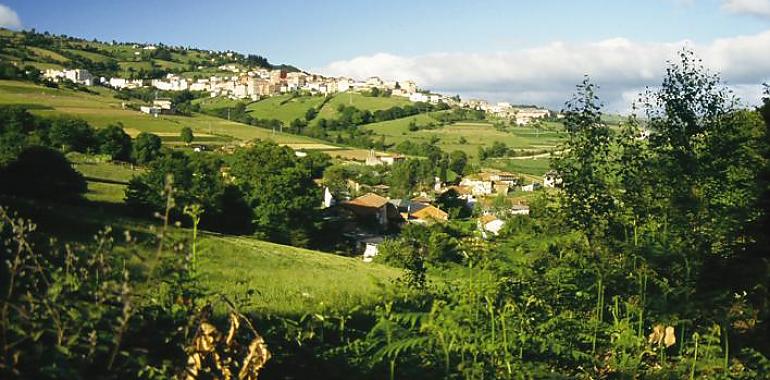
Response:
[0, 3, 21, 29]
[319, 30, 770, 112]
[722, 0, 770, 19]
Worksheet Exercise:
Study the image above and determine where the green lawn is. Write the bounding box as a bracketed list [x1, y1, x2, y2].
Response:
[247, 94, 327, 125]
[27, 46, 70, 63]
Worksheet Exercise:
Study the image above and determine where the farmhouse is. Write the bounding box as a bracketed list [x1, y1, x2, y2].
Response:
[543, 170, 563, 188]
[410, 205, 449, 223]
[365, 150, 405, 166]
[341, 193, 403, 230]
[515, 108, 550, 125]
[478, 214, 505, 236]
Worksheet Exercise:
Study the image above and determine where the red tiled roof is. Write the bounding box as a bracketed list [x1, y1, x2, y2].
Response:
[412, 205, 448, 221]
[345, 193, 389, 208]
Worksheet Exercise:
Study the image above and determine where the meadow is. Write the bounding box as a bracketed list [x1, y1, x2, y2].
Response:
[0, 80, 322, 144]
[364, 116, 566, 159]
[316, 92, 411, 120]
[247, 93, 327, 124]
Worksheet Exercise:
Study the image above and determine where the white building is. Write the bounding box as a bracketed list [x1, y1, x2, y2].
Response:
[409, 93, 429, 103]
[460, 178, 494, 196]
[515, 108, 550, 125]
[44, 69, 94, 86]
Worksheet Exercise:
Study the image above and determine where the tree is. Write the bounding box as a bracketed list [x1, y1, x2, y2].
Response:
[305, 108, 318, 122]
[449, 150, 468, 176]
[180, 127, 194, 145]
[48, 118, 96, 153]
[125, 151, 252, 234]
[0, 146, 86, 200]
[96, 124, 132, 161]
[229, 141, 321, 246]
[132, 132, 162, 164]
[551, 76, 616, 241]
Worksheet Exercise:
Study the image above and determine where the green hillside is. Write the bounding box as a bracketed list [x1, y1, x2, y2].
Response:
[0, 79, 319, 145]
[247, 94, 327, 124]
[317, 92, 411, 120]
[364, 117, 567, 159]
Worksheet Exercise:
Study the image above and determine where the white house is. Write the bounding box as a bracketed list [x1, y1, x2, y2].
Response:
[515, 108, 550, 125]
[409, 93, 429, 103]
[140, 106, 161, 117]
[543, 170, 563, 188]
[478, 214, 505, 237]
[521, 182, 542, 192]
[460, 178, 493, 196]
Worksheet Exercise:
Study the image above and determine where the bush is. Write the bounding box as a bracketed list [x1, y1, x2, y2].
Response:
[0, 146, 87, 200]
[96, 124, 133, 161]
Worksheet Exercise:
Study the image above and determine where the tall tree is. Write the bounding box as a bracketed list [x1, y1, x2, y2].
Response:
[552, 76, 617, 242]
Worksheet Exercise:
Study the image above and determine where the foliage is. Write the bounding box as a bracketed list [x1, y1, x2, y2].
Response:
[180, 126, 194, 145]
[229, 140, 321, 246]
[96, 123, 133, 161]
[0, 146, 87, 200]
[131, 132, 163, 165]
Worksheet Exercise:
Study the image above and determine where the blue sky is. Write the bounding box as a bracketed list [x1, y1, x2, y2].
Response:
[3, 0, 770, 110]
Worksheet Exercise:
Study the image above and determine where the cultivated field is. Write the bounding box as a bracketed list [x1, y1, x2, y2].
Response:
[247, 94, 327, 124]
[364, 117, 567, 158]
[316, 92, 411, 121]
[0, 80, 324, 145]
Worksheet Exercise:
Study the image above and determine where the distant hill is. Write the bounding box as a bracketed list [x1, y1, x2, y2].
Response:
[0, 28, 299, 79]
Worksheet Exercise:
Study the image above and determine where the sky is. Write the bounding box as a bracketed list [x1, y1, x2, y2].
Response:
[2, 0, 770, 112]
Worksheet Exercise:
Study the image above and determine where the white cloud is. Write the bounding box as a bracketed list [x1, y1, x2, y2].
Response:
[317, 31, 770, 112]
[722, 0, 770, 18]
[0, 4, 21, 29]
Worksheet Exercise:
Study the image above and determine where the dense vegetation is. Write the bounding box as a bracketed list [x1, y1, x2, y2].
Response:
[2, 48, 770, 380]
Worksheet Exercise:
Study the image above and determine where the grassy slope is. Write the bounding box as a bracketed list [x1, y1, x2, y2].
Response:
[247, 94, 326, 125]
[198, 235, 398, 315]
[6, 158, 400, 316]
[365, 118, 566, 159]
[316, 92, 411, 120]
[0, 80, 319, 144]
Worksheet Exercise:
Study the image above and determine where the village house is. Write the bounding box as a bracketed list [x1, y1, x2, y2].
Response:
[410, 205, 449, 223]
[365, 150, 405, 166]
[460, 178, 494, 196]
[543, 170, 563, 188]
[514, 108, 550, 125]
[521, 182, 542, 192]
[341, 193, 403, 230]
[478, 214, 505, 237]
[44, 68, 94, 86]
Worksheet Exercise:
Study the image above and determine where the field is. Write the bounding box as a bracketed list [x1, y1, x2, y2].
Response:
[364, 117, 566, 159]
[247, 94, 327, 125]
[316, 92, 411, 120]
[198, 235, 398, 315]
[0, 80, 323, 145]
[3, 156, 401, 316]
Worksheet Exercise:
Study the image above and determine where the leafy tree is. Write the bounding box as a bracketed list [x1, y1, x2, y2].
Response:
[449, 150, 468, 176]
[96, 124, 132, 161]
[229, 141, 320, 246]
[300, 150, 332, 178]
[125, 151, 252, 234]
[180, 127, 194, 145]
[48, 118, 96, 153]
[552, 76, 616, 241]
[132, 132, 163, 164]
[0, 146, 86, 200]
[305, 107, 318, 122]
